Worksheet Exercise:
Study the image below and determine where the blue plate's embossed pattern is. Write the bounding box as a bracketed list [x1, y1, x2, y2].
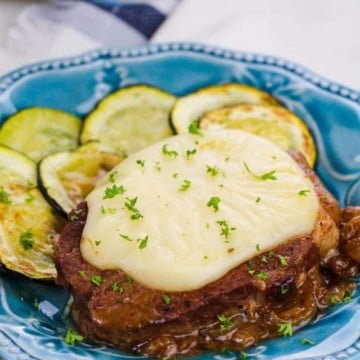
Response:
[0, 43, 359, 360]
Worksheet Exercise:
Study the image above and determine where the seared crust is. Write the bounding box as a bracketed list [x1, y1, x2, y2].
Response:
[55, 152, 342, 352]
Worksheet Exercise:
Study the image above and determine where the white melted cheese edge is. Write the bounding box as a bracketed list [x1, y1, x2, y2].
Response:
[82, 130, 319, 292]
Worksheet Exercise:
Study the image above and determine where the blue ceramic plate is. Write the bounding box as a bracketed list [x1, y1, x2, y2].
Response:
[0, 43, 359, 360]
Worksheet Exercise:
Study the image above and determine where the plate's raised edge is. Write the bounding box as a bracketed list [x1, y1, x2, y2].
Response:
[0, 42, 359, 104]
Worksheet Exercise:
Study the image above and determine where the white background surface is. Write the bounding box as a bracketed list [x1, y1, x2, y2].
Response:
[0, 0, 359, 89]
[153, 0, 360, 89]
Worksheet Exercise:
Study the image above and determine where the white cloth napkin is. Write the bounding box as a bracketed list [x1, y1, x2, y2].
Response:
[152, 0, 360, 89]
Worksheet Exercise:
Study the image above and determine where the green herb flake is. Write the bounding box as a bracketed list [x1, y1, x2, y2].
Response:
[138, 235, 149, 250]
[100, 206, 117, 215]
[91, 275, 102, 286]
[162, 294, 171, 305]
[112, 282, 123, 293]
[240, 351, 247, 360]
[124, 196, 143, 220]
[301, 338, 316, 346]
[280, 284, 289, 295]
[206, 165, 220, 177]
[19, 229, 35, 250]
[256, 196, 261, 203]
[261, 256, 268, 264]
[172, 173, 179, 179]
[125, 274, 133, 283]
[207, 196, 221, 212]
[204, 255, 208, 260]
[95, 240, 101, 246]
[277, 323, 293, 337]
[78, 270, 86, 277]
[243, 161, 277, 181]
[109, 171, 118, 183]
[136, 159, 145, 168]
[344, 290, 353, 302]
[179, 179, 191, 192]
[216, 220, 236, 240]
[225, 156, 230, 162]
[162, 144, 178, 158]
[217, 314, 233, 331]
[278, 255, 288, 266]
[25, 192, 35, 203]
[256, 244, 261, 251]
[186, 148, 197, 159]
[0, 187, 11, 204]
[119, 234, 134, 242]
[256, 271, 269, 280]
[64, 328, 84, 346]
[103, 184, 126, 199]
[248, 269, 255, 275]
[188, 120, 203, 136]
[330, 295, 341, 305]
[298, 189, 310, 196]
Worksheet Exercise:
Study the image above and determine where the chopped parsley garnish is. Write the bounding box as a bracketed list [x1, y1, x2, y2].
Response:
[64, 328, 84, 346]
[248, 269, 255, 275]
[207, 196, 221, 212]
[112, 282, 123, 292]
[256, 244, 261, 251]
[95, 240, 101, 246]
[301, 338, 316, 346]
[100, 206, 116, 215]
[173, 173, 179, 178]
[256, 271, 269, 280]
[125, 274, 133, 283]
[103, 184, 126, 199]
[25, 192, 35, 203]
[217, 314, 233, 331]
[69, 213, 79, 222]
[124, 196, 143, 220]
[330, 295, 341, 305]
[206, 165, 220, 177]
[298, 189, 310, 196]
[277, 323, 293, 337]
[261, 256, 268, 264]
[78, 270, 86, 277]
[154, 161, 161, 172]
[344, 290, 353, 302]
[138, 235, 149, 249]
[216, 220, 236, 239]
[225, 156, 230, 162]
[108, 171, 118, 183]
[19, 229, 35, 250]
[204, 255, 208, 260]
[120, 234, 134, 242]
[186, 148, 197, 159]
[278, 255, 288, 266]
[0, 187, 11, 204]
[162, 294, 171, 305]
[240, 352, 247, 360]
[179, 179, 191, 192]
[136, 159, 145, 168]
[91, 275, 102, 286]
[188, 120, 202, 136]
[256, 196, 261, 203]
[280, 284, 289, 295]
[162, 144, 178, 158]
[243, 161, 277, 181]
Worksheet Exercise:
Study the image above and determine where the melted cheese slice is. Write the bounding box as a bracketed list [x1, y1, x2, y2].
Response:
[82, 130, 319, 291]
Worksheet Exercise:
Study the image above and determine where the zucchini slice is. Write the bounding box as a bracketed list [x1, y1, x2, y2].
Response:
[0, 146, 61, 279]
[171, 83, 280, 134]
[200, 104, 316, 167]
[80, 85, 176, 157]
[0, 107, 81, 162]
[39, 142, 105, 217]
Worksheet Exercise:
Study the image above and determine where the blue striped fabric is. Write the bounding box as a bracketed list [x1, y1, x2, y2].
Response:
[85, 0, 180, 39]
